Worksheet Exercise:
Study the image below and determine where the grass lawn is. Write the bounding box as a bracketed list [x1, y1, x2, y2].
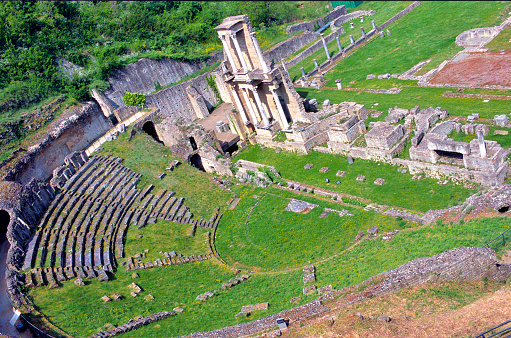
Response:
[216, 185, 410, 272]
[296, 86, 511, 120]
[234, 145, 472, 212]
[288, 1, 413, 82]
[96, 129, 233, 219]
[323, 2, 509, 85]
[484, 26, 511, 52]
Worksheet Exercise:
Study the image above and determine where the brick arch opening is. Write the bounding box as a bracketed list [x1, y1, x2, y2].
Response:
[142, 121, 163, 143]
[0, 210, 10, 242]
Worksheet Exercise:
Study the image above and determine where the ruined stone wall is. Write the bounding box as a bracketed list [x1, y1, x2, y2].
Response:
[2, 102, 113, 185]
[145, 74, 220, 122]
[263, 31, 319, 64]
[393, 158, 509, 186]
[104, 55, 222, 107]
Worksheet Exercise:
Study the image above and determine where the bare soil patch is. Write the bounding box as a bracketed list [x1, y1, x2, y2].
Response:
[279, 282, 511, 338]
[430, 50, 511, 87]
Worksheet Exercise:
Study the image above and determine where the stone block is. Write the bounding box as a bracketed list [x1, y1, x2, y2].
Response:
[303, 274, 316, 283]
[254, 302, 269, 310]
[74, 278, 84, 286]
[374, 178, 385, 185]
[101, 295, 111, 303]
[366, 74, 376, 80]
[367, 226, 379, 235]
[304, 164, 314, 169]
[336, 170, 346, 177]
[303, 265, 315, 274]
[356, 175, 366, 182]
[303, 285, 317, 295]
[319, 167, 330, 173]
[290, 296, 301, 303]
[173, 307, 185, 313]
[144, 294, 154, 301]
[318, 285, 333, 295]
[241, 305, 255, 313]
[111, 294, 123, 301]
[355, 231, 365, 240]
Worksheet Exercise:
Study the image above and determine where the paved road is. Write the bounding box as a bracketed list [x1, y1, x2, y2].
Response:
[0, 239, 33, 338]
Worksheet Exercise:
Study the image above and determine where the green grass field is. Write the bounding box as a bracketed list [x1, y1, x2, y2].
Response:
[234, 145, 472, 212]
[322, 2, 509, 86]
[96, 130, 233, 219]
[297, 86, 511, 120]
[216, 185, 410, 272]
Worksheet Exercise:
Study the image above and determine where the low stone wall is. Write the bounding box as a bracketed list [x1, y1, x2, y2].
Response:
[330, 10, 376, 30]
[393, 158, 509, 186]
[287, 5, 347, 34]
[378, 1, 422, 31]
[90, 311, 175, 338]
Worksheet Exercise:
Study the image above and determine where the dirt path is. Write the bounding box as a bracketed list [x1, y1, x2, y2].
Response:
[0, 240, 32, 338]
[279, 282, 511, 338]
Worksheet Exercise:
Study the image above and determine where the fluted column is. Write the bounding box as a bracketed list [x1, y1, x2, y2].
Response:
[250, 86, 269, 126]
[219, 35, 238, 74]
[242, 89, 259, 125]
[231, 87, 249, 125]
[230, 34, 248, 73]
[250, 32, 269, 73]
[270, 88, 289, 130]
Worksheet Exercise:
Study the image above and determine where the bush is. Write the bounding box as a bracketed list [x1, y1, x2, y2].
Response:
[122, 92, 145, 108]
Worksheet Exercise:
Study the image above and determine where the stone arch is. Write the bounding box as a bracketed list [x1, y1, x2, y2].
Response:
[189, 154, 205, 172]
[498, 206, 510, 213]
[142, 121, 163, 143]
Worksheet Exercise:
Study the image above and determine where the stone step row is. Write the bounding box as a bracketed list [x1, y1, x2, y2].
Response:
[24, 264, 114, 288]
[124, 254, 213, 271]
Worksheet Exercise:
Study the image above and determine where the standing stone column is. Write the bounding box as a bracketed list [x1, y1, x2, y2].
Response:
[242, 89, 259, 125]
[230, 87, 249, 125]
[230, 34, 249, 73]
[301, 67, 306, 78]
[314, 59, 319, 68]
[372, 20, 377, 30]
[335, 79, 342, 90]
[360, 16, 364, 23]
[336, 36, 343, 53]
[477, 128, 487, 157]
[270, 88, 289, 130]
[219, 35, 238, 74]
[321, 34, 330, 60]
[361, 27, 366, 38]
[250, 32, 270, 73]
[380, 31, 385, 38]
[250, 86, 270, 126]
[350, 35, 354, 44]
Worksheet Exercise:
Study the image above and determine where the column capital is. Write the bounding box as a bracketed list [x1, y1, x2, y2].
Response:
[249, 31, 257, 38]
[219, 34, 226, 41]
[230, 33, 237, 41]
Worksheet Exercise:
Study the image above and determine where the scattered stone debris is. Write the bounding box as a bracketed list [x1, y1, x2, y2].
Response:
[290, 296, 301, 303]
[285, 199, 318, 213]
[144, 294, 154, 301]
[336, 170, 346, 177]
[157, 172, 166, 180]
[367, 226, 379, 235]
[173, 307, 185, 313]
[319, 167, 330, 173]
[356, 175, 366, 182]
[304, 164, 314, 169]
[318, 285, 333, 295]
[374, 178, 386, 185]
[74, 278, 84, 286]
[303, 285, 317, 295]
[101, 295, 111, 303]
[382, 230, 399, 241]
[355, 231, 365, 240]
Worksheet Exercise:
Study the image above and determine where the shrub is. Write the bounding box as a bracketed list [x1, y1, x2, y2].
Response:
[123, 92, 145, 108]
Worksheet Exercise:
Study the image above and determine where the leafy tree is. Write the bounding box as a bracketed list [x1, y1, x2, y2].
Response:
[122, 92, 145, 108]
